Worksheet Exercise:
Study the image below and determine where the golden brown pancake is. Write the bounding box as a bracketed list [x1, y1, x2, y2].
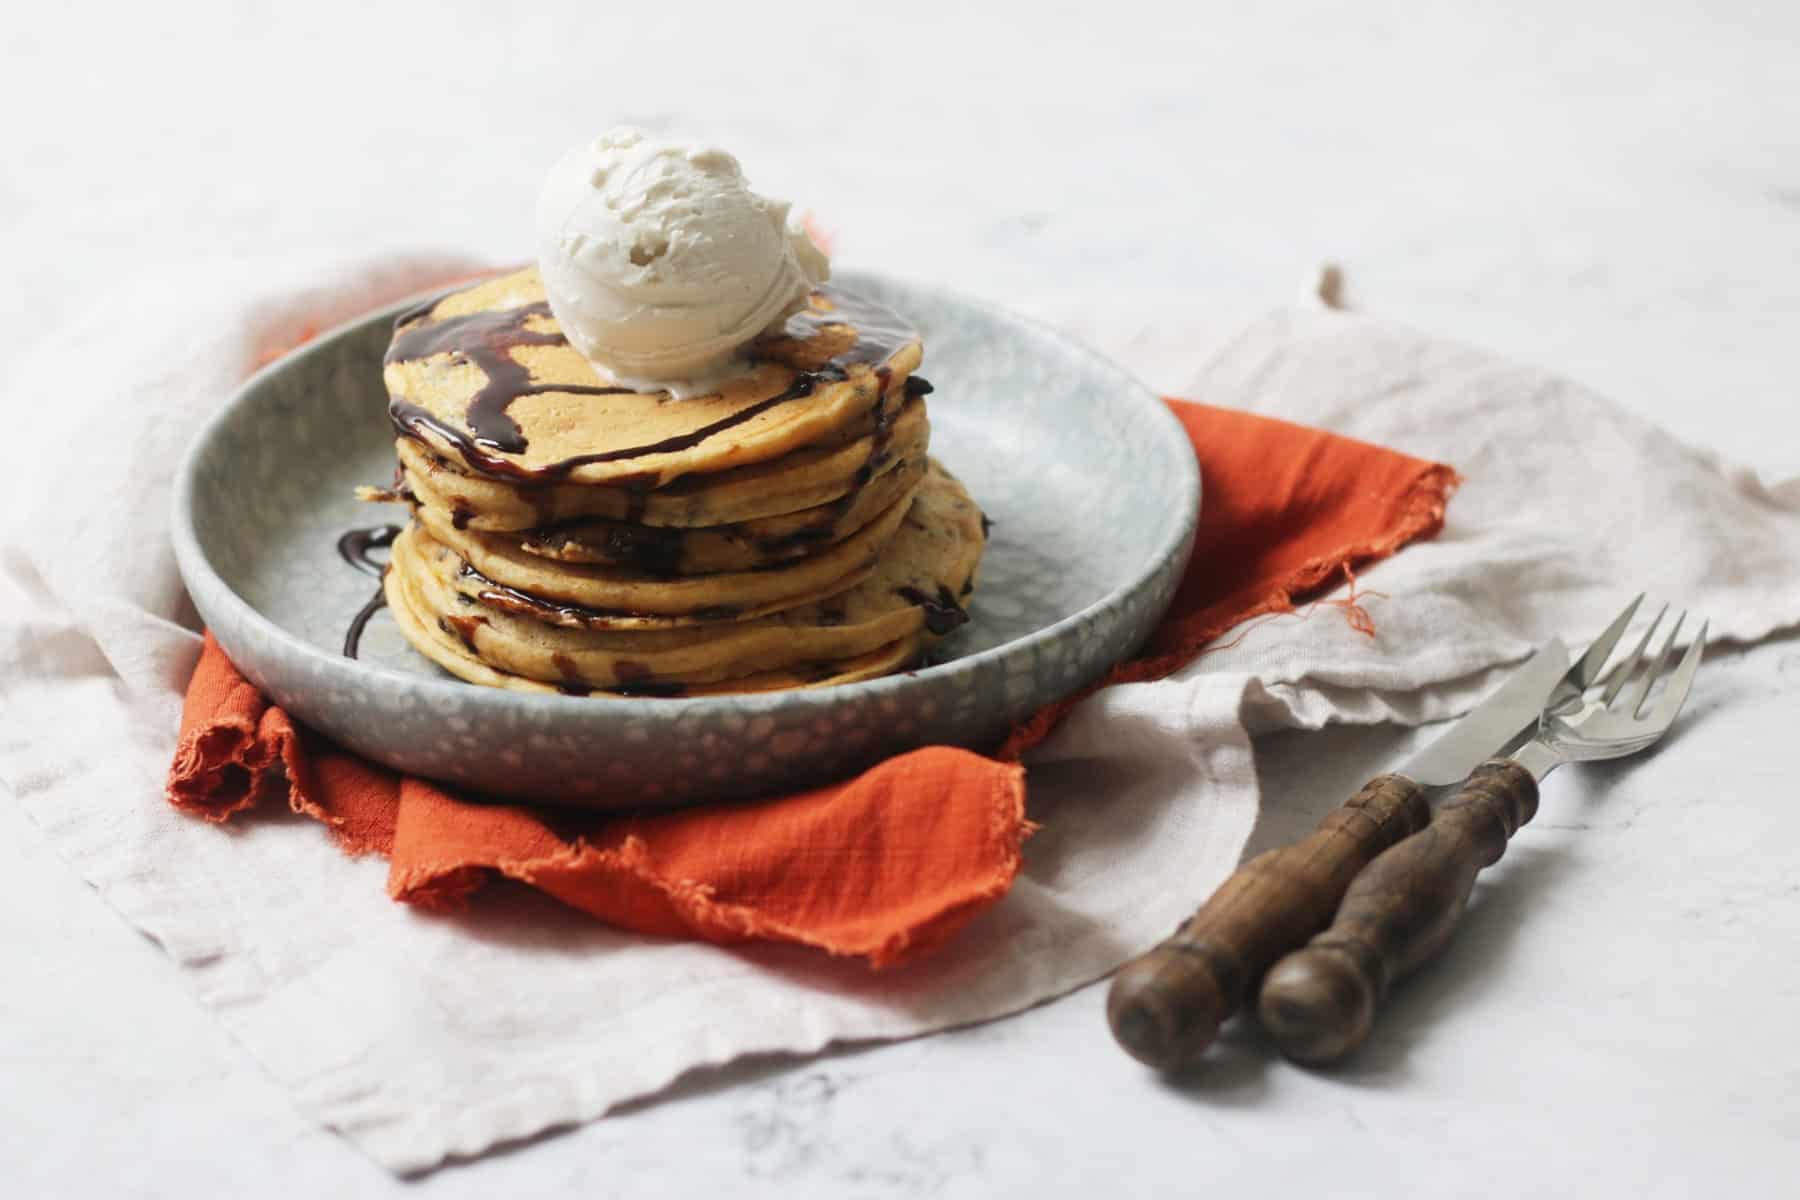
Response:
[368, 262, 988, 698]
[513, 456, 929, 574]
[385, 460, 985, 690]
[385, 556, 922, 697]
[384, 267, 924, 487]
[412, 478, 918, 625]
[387, 394, 930, 532]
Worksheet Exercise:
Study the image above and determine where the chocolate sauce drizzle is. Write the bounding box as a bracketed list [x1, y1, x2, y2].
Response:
[456, 560, 742, 628]
[526, 521, 689, 577]
[525, 369, 928, 572]
[691, 604, 742, 621]
[438, 613, 487, 652]
[393, 373, 829, 484]
[386, 300, 632, 455]
[896, 584, 970, 636]
[545, 652, 594, 696]
[546, 655, 686, 698]
[853, 367, 895, 493]
[612, 679, 689, 698]
[390, 291, 450, 330]
[621, 483, 651, 525]
[338, 524, 400, 577]
[609, 658, 688, 698]
[343, 592, 386, 659]
[338, 524, 402, 658]
[386, 285, 921, 484]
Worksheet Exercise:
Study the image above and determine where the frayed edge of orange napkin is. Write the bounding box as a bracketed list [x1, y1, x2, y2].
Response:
[167, 638, 404, 855]
[383, 751, 1029, 968]
[167, 653, 313, 822]
[167, 633, 1027, 967]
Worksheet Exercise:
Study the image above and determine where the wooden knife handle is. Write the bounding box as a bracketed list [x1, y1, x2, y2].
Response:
[1106, 774, 1430, 1070]
[1256, 758, 1540, 1065]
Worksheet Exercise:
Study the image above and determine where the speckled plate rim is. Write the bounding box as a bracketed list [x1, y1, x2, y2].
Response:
[171, 268, 1200, 731]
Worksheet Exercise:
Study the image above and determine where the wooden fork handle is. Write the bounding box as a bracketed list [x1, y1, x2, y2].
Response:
[1256, 758, 1540, 1065]
[1106, 774, 1431, 1070]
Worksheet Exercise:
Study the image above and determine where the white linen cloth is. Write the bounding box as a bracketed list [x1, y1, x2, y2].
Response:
[1, 253, 1796, 1173]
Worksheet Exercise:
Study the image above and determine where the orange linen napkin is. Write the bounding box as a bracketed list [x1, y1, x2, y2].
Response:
[168, 400, 1456, 967]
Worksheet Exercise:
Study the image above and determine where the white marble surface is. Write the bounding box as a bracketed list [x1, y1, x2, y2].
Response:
[4, 1, 1799, 1195]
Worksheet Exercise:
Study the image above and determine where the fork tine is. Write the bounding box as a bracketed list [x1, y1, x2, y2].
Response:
[1625, 611, 1685, 717]
[1573, 593, 1645, 692]
[1599, 602, 1665, 705]
[1648, 620, 1708, 728]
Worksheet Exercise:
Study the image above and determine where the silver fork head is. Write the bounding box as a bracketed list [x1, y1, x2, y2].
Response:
[1547, 593, 1644, 716]
[1546, 608, 1708, 762]
[1596, 601, 1666, 707]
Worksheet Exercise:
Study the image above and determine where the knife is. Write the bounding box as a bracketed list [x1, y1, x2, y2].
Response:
[1106, 638, 1572, 1071]
[1256, 596, 1672, 1064]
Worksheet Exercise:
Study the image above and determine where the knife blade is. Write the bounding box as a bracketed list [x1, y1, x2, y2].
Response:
[1402, 639, 1571, 786]
[1106, 639, 1573, 1072]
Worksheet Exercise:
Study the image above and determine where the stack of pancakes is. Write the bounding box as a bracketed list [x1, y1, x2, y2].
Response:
[367, 267, 985, 697]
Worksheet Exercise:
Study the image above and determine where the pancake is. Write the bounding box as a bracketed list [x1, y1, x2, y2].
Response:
[412, 478, 919, 624]
[386, 556, 922, 697]
[514, 455, 929, 575]
[390, 393, 931, 532]
[366, 255, 988, 698]
[388, 460, 986, 690]
[384, 267, 925, 487]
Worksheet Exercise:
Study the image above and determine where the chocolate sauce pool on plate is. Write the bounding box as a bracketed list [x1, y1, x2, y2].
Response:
[337, 524, 400, 658]
[337, 524, 400, 576]
[342, 592, 387, 659]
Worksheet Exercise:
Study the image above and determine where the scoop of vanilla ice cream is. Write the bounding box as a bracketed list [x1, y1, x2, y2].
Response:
[534, 128, 830, 397]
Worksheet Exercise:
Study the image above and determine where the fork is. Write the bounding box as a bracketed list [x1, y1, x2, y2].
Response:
[1255, 600, 1708, 1064]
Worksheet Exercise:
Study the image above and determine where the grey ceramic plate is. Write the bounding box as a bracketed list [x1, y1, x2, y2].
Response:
[172, 270, 1199, 809]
